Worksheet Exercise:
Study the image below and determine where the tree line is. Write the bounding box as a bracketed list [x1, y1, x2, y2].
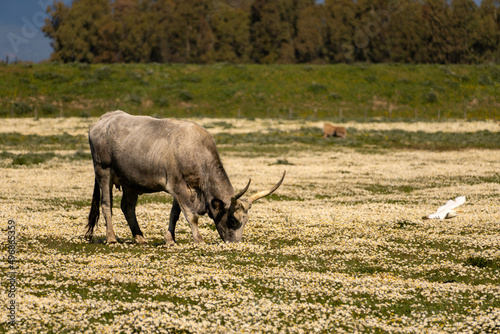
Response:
[42, 0, 500, 64]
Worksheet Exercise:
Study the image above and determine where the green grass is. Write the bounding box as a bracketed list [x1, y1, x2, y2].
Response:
[0, 150, 91, 166]
[1, 63, 499, 119]
[0, 132, 87, 150]
[465, 256, 498, 269]
[216, 128, 500, 151]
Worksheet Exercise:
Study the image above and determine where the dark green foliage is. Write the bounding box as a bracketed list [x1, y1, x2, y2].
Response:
[154, 97, 169, 108]
[393, 219, 419, 229]
[0, 149, 92, 167]
[364, 75, 377, 83]
[12, 101, 33, 116]
[72, 150, 91, 160]
[179, 90, 193, 102]
[181, 75, 202, 83]
[328, 93, 342, 100]
[364, 184, 416, 195]
[11, 152, 56, 166]
[205, 121, 233, 129]
[41, 103, 58, 116]
[465, 256, 497, 269]
[423, 90, 438, 104]
[307, 83, 328, 94]
[478, 74, 493, 86]
[34, 71, 70, 83]
[41, 0, 500, 64]
[128, 93, 142, 105]
[0, 133, 87, 150]
[269, 159, 295, 166]
[93, 66, 113, 81]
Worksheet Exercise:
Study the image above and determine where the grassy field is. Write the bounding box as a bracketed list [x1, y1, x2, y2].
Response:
[1, 117, 499, 333]
[1, 63, 499, 120]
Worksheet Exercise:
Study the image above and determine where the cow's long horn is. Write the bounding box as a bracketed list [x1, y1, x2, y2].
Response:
[234, 179, 251, 199]
[248, 171, 286, 204]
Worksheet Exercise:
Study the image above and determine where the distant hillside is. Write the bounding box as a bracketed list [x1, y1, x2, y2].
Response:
[1, 63, 499, 120]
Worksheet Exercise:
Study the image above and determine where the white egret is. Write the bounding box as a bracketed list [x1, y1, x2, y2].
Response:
[423, 196, 466, 220]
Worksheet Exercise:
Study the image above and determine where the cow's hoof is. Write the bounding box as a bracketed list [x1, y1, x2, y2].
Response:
[164, 240, 176, 247]
[134, 235, 147, 245]
[165, 231, 175, 246]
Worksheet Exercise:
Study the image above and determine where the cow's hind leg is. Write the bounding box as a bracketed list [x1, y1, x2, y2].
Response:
[165, 198, 181, 246]
[121, 187, 146, 244]
[95, 167, 118, 244]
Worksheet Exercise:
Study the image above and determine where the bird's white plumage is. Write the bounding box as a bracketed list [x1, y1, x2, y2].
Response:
[426, 196, 466, 219]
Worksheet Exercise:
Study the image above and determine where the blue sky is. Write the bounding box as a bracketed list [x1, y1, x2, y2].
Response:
[0, 0, 485, 63]
[0, 0, 72, 62]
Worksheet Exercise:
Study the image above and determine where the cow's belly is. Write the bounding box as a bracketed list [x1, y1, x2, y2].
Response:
[110, 135, 170, 194]
[111, 161, 167, 194]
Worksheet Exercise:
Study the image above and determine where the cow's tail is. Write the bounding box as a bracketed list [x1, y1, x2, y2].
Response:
[86, 178, 100, 241]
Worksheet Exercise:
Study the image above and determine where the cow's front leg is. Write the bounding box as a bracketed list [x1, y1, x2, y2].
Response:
[186, 213, 204, 244]
[170, 183, 204, 244]
[165, 199, 181, 246]
[177, 205, 203, 244]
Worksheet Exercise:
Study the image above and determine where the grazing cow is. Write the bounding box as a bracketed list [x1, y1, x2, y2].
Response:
[86, 110, 285, 245]
[323, 123, 347, 139]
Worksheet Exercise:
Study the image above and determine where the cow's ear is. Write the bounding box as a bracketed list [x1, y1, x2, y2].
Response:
[211, 199, 225, 215]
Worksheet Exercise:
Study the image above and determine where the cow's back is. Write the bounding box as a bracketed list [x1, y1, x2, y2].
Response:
[89, 111, 229, 195]
[89, 110, 211, 162]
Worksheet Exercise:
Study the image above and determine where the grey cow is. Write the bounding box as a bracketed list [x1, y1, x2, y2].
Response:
[86, 110, 285, 245]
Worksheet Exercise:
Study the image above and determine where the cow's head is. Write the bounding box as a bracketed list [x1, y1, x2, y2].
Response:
[210, 171, 286, 243]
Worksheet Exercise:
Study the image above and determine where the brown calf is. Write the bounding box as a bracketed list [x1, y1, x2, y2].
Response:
[323, 123, 347, 139]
